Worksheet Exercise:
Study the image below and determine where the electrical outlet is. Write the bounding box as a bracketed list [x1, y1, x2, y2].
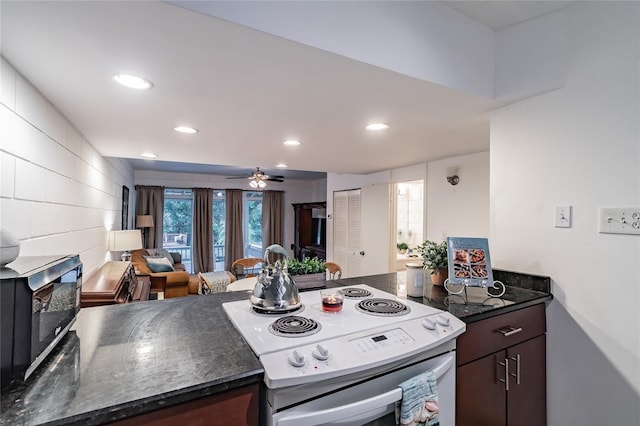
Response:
[598, 207, 640, 235]
[554, 206, 572, 228]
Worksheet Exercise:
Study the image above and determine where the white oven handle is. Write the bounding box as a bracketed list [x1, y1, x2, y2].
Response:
[275, 355, 454, 426]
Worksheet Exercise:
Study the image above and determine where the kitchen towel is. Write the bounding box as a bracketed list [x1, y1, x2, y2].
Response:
[397, 370, 440, 426]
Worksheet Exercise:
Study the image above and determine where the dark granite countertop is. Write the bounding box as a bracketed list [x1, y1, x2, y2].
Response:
[1, 269, 551, 425]
[333, 268, 552, 324]
[1, 290, 263, 426]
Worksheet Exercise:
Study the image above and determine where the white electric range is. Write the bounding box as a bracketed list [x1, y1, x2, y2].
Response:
[223, 284, 466, 426]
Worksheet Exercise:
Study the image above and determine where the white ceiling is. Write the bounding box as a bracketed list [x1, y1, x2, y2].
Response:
[0, 1, 575, 180]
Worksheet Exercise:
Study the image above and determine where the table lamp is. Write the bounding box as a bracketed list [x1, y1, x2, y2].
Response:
[136, 215, 154, 248]
[108, 230, 142, 261]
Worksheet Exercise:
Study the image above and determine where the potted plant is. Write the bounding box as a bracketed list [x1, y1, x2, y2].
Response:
[287, 256, 327, 288]
[396, 242, 409, 254]
[416, 240, 449, 285]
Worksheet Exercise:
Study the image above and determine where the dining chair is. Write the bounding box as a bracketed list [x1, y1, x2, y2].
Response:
[325, 261, 342, 280]
[231, 257, 263, 278]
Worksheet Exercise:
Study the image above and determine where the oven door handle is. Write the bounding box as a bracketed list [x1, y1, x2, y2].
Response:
[275, 355, 454, 426]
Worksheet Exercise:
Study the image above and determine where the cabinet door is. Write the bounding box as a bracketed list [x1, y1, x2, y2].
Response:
[507, 335, 547, 426]
[456, 351, 507, 426]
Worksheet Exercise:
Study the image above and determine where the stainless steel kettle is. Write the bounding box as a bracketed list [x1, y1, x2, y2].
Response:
[250, 244, 301, 312]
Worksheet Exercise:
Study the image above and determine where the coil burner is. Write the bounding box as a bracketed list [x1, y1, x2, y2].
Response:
[338, 287, 372, 298]
[355, 298, 411, 317]
[268, 316, 322, 337]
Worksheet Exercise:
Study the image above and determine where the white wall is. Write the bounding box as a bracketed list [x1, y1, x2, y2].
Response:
[0, 57, 135, 278]
[491, 3, 639, 425]
[134, 169, 327, 258]
[426, 151, 490, 242]
[326, 157, 489, 268]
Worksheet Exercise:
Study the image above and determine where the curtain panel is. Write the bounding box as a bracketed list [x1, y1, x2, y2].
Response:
[262, 190, 284, 248]
[134, 185, 164, 249]
[225, 189, 244, 272]
[192, 188, 213, 273]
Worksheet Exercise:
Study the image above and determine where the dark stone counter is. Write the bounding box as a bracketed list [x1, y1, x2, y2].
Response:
[1, 290, 263, 426]
[333, 268, 552, 324]
[1, 269, 551, 425]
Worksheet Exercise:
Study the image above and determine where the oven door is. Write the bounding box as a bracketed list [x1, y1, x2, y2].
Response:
[271, 352, 455, 426]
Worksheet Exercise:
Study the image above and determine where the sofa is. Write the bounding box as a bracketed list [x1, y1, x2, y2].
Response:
[130, 248, 195, 298]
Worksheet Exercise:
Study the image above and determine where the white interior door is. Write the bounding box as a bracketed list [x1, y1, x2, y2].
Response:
[333, 189, 361, 278]
[333, 185, 391, 278]
[360, 183, 392, 275]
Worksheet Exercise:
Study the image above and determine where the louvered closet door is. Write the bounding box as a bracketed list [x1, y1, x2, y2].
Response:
[333, 189, 361, 278]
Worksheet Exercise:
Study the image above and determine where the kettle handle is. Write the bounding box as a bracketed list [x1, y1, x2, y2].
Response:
[263, 244, 289, 265]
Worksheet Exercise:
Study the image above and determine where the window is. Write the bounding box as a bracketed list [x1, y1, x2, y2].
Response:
[213, 191, 226, 270]
[243, 191, 263, 258]
[163, 188, 194, 272]
[162, 188, 263, 272]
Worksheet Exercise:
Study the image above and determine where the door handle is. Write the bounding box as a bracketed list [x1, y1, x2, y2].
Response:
[359, 251, 365, 256]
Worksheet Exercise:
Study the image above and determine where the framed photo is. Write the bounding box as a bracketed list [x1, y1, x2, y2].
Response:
[121, 185, 129, 230]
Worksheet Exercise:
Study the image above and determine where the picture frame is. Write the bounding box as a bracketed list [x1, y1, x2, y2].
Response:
[121, 185, 129, 230]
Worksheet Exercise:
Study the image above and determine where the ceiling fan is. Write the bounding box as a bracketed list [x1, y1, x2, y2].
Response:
[226, 167, 285, 189]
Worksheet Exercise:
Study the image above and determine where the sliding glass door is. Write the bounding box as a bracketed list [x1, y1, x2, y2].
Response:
[161, 188, 264, 272]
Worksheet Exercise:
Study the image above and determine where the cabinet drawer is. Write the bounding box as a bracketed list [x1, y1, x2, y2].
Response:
[456, 303, 546, 366]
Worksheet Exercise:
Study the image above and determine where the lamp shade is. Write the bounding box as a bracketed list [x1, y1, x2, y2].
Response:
[136, 215, 154, 228]
[108, 230, 143, 252]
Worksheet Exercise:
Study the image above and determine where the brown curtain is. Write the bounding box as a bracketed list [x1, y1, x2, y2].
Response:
[134, 185, 164, 249]
[262, 190, 284, 248]
[225, 189, 244, 271]
[192, 188, 213, 273]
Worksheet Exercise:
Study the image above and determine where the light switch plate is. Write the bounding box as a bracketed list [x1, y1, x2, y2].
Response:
[554, 206, 572, 228]
[598, 207, 640, 235]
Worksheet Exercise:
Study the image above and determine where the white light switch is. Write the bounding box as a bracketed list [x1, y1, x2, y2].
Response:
[555, 206, 572, 228]
[598, 207, 640, 235]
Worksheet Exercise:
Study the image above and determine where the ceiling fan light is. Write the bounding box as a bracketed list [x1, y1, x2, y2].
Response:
[249, 180, 258, 188]
[258, 180, 267, 189]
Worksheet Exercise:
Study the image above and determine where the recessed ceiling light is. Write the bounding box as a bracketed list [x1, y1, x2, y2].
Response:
[113, 74, 153, 90]
[366, 123, 389, 131]
[174, 126, 199, 134]
[283, 139, 301, 146]
[140, 152, 157, 159]
[276, 163, 288, 168]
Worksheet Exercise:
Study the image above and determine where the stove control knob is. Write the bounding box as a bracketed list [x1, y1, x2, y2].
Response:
[436, 315, 450, 327]
[288, 349, 306, 367]
[312, 344, 330, 361]
[422, 318, 437, 330]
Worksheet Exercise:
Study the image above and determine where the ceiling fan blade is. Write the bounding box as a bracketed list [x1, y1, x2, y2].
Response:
[266, 178, 284, 182]
[225, 176, 249, 179]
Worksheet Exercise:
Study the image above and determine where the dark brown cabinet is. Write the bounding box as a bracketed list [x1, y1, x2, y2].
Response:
[110, 383, 259, 426]
[456, 304, 547, 426]
[292, 202, 326, 260]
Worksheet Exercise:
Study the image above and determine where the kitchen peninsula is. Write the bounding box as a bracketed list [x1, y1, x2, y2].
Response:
[1, 270, 551, 425]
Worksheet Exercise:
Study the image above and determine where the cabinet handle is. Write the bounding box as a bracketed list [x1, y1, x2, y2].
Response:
[496, 326, 523, 337]
[510, 354, 521, 385]
[497, 358, 509, 391]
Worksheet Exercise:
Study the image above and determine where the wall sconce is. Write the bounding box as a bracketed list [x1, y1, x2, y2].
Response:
[446, 167, 460, 186]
